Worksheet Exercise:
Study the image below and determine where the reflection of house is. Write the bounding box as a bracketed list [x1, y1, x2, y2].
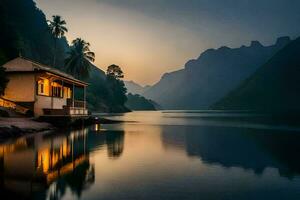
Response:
[0, 129, 93, 198]
[1, 57, 88, 117]
[0, 127, 125, 198]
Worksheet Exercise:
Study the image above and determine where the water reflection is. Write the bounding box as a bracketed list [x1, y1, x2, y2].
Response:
[161, 125, 300, 178]
[0, 127, 125, 200]
[2, 111, 300, 200]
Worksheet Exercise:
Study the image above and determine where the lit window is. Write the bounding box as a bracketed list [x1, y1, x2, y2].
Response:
[51, 82, 63, 98]
[63, 87, 72, 99]
[37, 79, 50, 96]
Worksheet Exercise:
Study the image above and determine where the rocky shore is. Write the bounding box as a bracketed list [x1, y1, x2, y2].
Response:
[0, 116, 125, 141]
[0, 117, 55, 140]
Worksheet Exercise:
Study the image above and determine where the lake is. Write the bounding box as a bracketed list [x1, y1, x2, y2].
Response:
[1, 111, 300, 200]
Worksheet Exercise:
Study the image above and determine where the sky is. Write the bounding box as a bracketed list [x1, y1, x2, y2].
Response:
[35, 0, 300, 86]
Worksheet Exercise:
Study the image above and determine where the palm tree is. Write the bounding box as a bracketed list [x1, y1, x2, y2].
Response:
[48, 15, 68, 67]
[65, 38, 95, 79]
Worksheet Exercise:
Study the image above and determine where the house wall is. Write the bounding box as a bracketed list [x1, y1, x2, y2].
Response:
[34, 95, 67, 116]
[52, 98, 67, 109]
[3, 73, 35, 102]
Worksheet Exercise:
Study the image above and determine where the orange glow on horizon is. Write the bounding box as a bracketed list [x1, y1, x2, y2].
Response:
[35, 0, 208, 85]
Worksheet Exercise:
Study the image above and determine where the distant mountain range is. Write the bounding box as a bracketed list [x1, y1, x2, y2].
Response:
[143, 36, 292, 109]
[124, 81, 151, 95]
[213, 37, 300, 112]
[124, 81, 161, 110]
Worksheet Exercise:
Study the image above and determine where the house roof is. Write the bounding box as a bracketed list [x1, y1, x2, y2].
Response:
[3, 57, 88, 86]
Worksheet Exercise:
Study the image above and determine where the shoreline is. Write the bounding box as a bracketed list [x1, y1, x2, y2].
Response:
[0, 117, 55, 140]
[0, 116, 126, 141]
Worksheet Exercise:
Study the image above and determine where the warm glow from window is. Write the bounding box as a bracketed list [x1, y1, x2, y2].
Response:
[63, 87, 72, 99]
[37, 78, 50, 96]
[51, 82, 63, 98]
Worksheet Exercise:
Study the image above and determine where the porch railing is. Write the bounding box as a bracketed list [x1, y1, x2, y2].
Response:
[66, 99, 85, 108]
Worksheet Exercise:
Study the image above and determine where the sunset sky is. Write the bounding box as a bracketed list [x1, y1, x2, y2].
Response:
[35, 0, 300, 85]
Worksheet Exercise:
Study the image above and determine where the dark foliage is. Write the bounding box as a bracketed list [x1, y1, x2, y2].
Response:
[126, 93, 157, 111]
[106, 64, 124, 79]
[0, 66, 8, 95]
[0, 5, 21, 64]
[65, 38, 95, 79]
[86, 67, 129, 112]
[48, 15, 68, 67]
[106, 76, 128, 107]
[0, 0, 68, 67]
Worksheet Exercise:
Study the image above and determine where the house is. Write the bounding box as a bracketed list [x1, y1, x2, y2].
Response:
[1, 57, 89, 117]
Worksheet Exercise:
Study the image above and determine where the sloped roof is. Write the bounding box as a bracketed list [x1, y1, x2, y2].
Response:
[4, 57, 88, 86]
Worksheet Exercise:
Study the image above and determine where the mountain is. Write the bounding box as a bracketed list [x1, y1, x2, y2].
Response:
[125, 93, 158, 111]
[124, 81, 151, 95]
[0, 0, 129, 112]
[143, 37, 292, 109]
[212, 37, 300, 112]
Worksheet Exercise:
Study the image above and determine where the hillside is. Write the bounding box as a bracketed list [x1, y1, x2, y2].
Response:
[124, 81, 150, 95]
[212, 37, 300, 112]
[0, 0, 128, 112]
[143, 37, 291, 109]
[125, 93, 158, 111]
[0, 0, 69, 67]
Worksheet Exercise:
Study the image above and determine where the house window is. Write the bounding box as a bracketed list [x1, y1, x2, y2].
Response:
[51, 82, 63, 98]
[63, 87, 72, 99]
[40, 83, 44, 93]
[37, 79, 49, 96]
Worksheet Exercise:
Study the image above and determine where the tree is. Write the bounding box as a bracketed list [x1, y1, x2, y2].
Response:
[48, 15, 68, 67]
[0, 66, 8, 95]
[106, 65, 127, 106]
[106, 64, 124, 79]
[65, 38, 95, 79]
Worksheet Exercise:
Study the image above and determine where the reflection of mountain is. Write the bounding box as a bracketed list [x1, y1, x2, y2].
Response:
[161, 125, 300, 178]
[0, 127, 125, 199]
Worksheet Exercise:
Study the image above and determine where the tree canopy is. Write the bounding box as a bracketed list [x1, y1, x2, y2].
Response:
[65, 38, 95, 79]
[48, 15, 68, 66]
[106, 64, 124, 80]
[0, 66, 8, 95]
[105, 65, 127, 106]
[47, 15, 68, 39]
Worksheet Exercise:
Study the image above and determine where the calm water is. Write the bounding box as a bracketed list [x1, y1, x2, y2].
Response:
[1, 111, 300, 200]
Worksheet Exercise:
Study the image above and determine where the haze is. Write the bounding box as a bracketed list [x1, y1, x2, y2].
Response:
[35, 0, 300, 85]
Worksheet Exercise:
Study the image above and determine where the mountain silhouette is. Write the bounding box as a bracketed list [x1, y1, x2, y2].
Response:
[143, 37, 291, 109]
[213, 37, 300, 112]
[124, 81, 151, 95]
